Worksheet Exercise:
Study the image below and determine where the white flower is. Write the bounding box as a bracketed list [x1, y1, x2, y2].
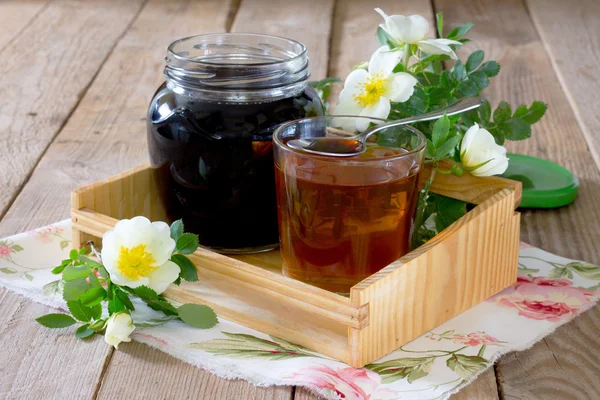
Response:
[101, 216, 179, 294]
[333, 46, 418, 131]
[375, 8, 463, 59]
[104, 312, 135, 349]
[461, 123, 509, 176]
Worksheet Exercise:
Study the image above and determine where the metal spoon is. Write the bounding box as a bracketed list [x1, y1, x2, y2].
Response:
[287, 97, 482, 157]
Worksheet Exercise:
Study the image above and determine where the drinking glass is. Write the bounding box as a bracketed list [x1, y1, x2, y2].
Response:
[273, 116, 426, 293]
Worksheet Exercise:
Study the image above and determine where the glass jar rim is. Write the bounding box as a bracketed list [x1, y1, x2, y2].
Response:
[164, 33, 310, 102]
[273, 115, 427, 162]
[167, 33, 307, 67]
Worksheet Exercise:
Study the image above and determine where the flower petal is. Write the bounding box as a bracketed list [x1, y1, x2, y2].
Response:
[357, 96, 390, 132]
[386, 72, 418, 102]
[340, 68, 369, 98]
[368, 46, 403, 77]
[418, 39, 460, 59]
[146, 260, 180, 294]
[399, 15, 430, 44]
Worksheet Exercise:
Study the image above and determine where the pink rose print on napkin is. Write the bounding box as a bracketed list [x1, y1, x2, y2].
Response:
[493, 275, 596, 322]
[452, 332, 499, 347]
[0, 244, 12, 257]
[287, 364, 397, 400]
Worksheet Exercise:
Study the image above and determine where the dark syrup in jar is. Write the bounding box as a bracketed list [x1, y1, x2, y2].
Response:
[147, 83, 322, 252]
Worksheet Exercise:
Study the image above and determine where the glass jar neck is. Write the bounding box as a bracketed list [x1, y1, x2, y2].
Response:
[164, 33, 310, 103]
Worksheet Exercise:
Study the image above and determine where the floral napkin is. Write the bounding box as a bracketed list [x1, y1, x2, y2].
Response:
[1, 220, 599, 400]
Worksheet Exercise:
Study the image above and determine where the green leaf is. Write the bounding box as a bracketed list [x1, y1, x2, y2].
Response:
[170, 220, 184, 242]
[436, 12, 444, 37]
[75, 325, 95, 339]
[0, 267, 17, 274]
[498, 118, 532, 141]
[446, 354, 488, 379]
[393, 87, 427, 116]
[25, 273, 34, 281]
[178, 304, 218, 329]
[451, 60, 467, 81]
[376, 26, 395, 47]
[565, 262, 600, 280]
[115, 289, 135, 311]
[97, 265, 109, 279]
[176, 233, 199, 255]
[480, 61, 500, 77]
[60, 240, 70, 250]
[515, 101, 547, 124]
[466, 50, 484, 72]
[63, 278, 91, 301]
[432, 115, 450, 148]
[36, 313, 76, 329]
[432, 195, 467, 231]
[367, 357, 434, 384]
[11, 244, 24, 252]
[493, 101, 512, 124]
[426, 139, 436, 158]
[447, 23, 474, 39]
[89, 318, 107, 331]
[146, 299, 179, 316]
[458, 79, 479, 96]
[134, 285, 158, 301]
[43, 280, 61, 296]
[171, 254, 198, 282]
[469, 70, 489, 89]
[88, 271, 101, 288]
[51, 265, 66, 275]
[479, 99, 492, 123]
[91, 303, 102, 319]
[108, 296, 125, 315]
[436, 135, 462, 160]
[78, 256, 102, 269]
[67, 300, 94, 322]
[69, 249, 79, 261]
[80, 287, 107, 307]
[62, 264, 91, 282]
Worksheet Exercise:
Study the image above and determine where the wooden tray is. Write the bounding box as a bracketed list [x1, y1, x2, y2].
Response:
[71, 163, 521, 367]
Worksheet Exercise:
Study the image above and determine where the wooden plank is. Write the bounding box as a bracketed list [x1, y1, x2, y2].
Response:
[0, 0, 145, 220]
[231, 0, 334, 79]
[527, 0, 600, 169]
[349, 188, 520, 366]
[0, 288, 113, 398]
[0, 0, 50, 52]
[451, 369, 499, 400]
[96, 341, 292, 400]
[435, 0, 600, 397]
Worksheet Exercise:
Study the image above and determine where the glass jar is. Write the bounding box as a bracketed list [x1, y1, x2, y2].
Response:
[147, 33, 322, 254]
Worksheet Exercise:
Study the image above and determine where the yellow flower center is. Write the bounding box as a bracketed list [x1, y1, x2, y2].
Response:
[354, 73, 388, 107]
[117, 244, 156, 280]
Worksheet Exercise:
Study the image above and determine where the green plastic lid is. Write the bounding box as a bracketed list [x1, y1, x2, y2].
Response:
[501, 153, 579, 208]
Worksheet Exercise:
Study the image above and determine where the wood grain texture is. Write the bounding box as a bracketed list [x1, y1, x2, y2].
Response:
[451, 369, 499, 400]
[0, 0, 145, 219]
[435, 0, 600, 398]
[527, 0, 600, 169]
[231, 0, 335, 79]
[96, 341, 292, 400]
[0, 289, 113, 399]
[0, 0, 49, 52]
[349, 188, 520, 366]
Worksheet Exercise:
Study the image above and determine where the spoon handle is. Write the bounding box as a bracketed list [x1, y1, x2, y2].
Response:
[364, 97, 482, 138]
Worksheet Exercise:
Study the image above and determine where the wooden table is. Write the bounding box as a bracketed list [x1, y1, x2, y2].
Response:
[1, 0, 599, 398]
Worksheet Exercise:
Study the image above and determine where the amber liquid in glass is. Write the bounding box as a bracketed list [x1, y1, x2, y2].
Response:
[275, 147, 420, 293]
